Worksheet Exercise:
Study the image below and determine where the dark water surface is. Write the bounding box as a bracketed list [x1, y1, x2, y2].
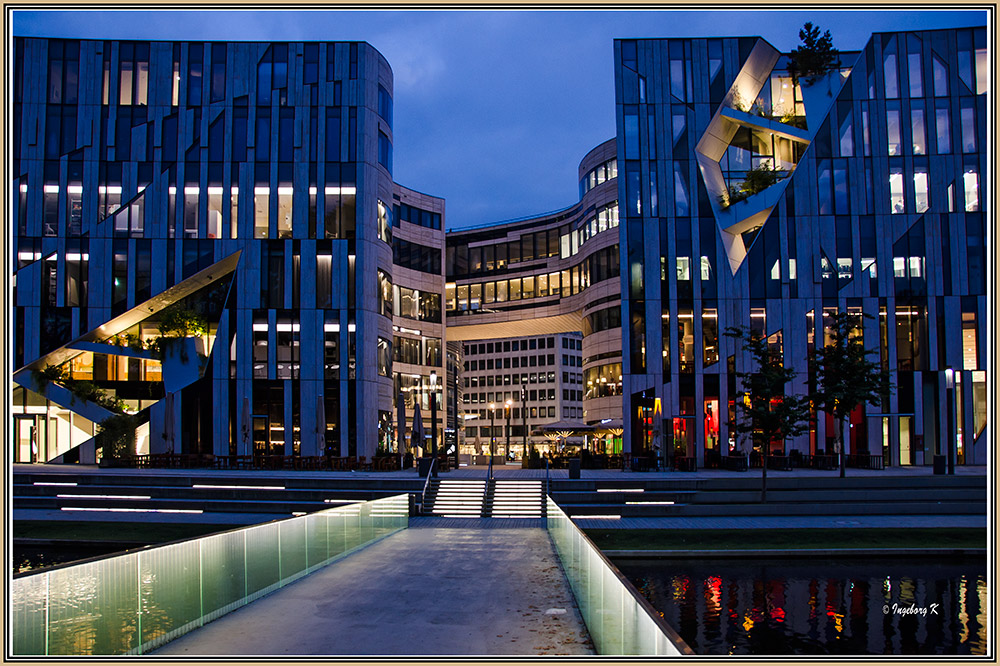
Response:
[14, 543, 137, 575]
[618, 557, 987, 655]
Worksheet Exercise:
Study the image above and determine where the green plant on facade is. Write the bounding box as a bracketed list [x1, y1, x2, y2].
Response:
[718, 163, 784, 209]
[109, 332, 148, 352]
[158, 306, 208, 338]
[33, 364, 128, 415]
[787, 22, 841, 87]
[778, 110, 808, 129]
[31, 364, 67, 391]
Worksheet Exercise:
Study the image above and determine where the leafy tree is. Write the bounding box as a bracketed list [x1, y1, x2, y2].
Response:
[726, 327, 811, 502]
[811, 312, 891, 478]
[787, 22, 841, 87]
[97, 412, 139, 462]
[158, 306, 208, 338]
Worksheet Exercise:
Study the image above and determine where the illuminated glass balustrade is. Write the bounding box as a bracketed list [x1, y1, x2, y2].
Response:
[545, 498, 691, 655]
[12, 495, 409, 656]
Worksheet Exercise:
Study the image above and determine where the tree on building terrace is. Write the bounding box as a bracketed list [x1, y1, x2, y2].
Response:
[787, 22, 841, 87]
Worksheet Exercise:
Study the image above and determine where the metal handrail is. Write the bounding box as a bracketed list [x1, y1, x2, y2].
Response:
[420, 458, 436, 513]
[545, 457, 550, 498]
[482, 475, 491, 518]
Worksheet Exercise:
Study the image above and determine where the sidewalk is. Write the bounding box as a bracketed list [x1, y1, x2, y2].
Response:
[153, 523, 593, 656]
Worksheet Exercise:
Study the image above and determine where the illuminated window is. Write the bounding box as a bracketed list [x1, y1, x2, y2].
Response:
[963, 169, 979, 212]
[913, 170, 929, 213]
[276, 185, 293, 239]
[888, 169, 904, 213]
[962, 311, 977, 370]
[254, 186, 269, 239]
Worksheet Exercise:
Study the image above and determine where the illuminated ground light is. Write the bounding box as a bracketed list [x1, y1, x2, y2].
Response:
[192, 484, 285, 490]
[33, 481, 78, 486]
[57, 494, 152, 500]
[625, 501, 675, 505]
[61, 507, 204, 514]
[572, 515, 621, 520]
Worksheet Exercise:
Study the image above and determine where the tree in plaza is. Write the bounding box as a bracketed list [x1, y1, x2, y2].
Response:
[725, 327, 812, 502]
[787, 22, 841, 87]
[811, 312, 891, 479]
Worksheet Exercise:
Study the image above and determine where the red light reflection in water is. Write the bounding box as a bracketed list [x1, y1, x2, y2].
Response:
[705, 575, 722, 614]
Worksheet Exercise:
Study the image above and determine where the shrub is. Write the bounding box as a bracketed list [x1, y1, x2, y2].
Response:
[742, 162, 780, 194]
[158, 306, 208, 338]
[97, 412, 139, 460]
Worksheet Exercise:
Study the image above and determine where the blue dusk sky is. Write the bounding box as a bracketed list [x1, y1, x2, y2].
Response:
[14, 8, 987, 229]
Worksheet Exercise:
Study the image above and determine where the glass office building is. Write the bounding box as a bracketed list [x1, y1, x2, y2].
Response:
[11, 39, 406, 462]
[615, 29, 987, 466]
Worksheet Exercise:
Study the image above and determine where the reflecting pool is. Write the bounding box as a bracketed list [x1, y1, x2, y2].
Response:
[618, 557, 987, 655]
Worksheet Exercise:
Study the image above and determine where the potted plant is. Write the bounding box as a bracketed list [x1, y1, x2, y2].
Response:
[153, 306, 209, 392]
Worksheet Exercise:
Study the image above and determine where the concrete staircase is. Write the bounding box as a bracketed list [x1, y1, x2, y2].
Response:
[487, 480, 544, 518]
[13, 469, 423, 523]
[423, 479, 486, 517]
[423, 479, 545, 518]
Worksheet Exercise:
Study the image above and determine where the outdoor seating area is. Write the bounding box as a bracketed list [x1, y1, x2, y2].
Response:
[105, 450, 884, 474]
[108, 453, 406, 472]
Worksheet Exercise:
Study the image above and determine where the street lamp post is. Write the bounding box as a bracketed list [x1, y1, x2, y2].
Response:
[489, 402, 496, 480]
[521, 384, 528, 459]
[452, 369, 460, 471]
[945, 367, 955, 475]
[429, 371, 438, 459]
[505, 399, 512, 459]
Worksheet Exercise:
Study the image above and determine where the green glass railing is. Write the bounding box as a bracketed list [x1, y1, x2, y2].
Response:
[12, 494, 409, 656]
[546, 497, 692, 655]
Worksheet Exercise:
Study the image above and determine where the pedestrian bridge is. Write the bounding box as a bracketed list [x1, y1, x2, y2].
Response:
[11, 495, 690, 657]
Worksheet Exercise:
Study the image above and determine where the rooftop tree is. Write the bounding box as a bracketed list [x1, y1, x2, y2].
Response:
[787, 22, 841, 87]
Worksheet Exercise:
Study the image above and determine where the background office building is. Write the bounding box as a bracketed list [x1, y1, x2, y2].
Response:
[615, 28, 987, 467]
[390, 184, 447, 455]
[11, 38, 424, 462]
[460, 332, 584, 457]
[445, 139, 625, 443]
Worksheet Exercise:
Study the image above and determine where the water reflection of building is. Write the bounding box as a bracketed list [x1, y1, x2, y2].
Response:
[625, 562, 988, 655]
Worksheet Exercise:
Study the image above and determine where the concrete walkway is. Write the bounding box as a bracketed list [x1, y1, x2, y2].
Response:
[154, 522, 593, 657]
